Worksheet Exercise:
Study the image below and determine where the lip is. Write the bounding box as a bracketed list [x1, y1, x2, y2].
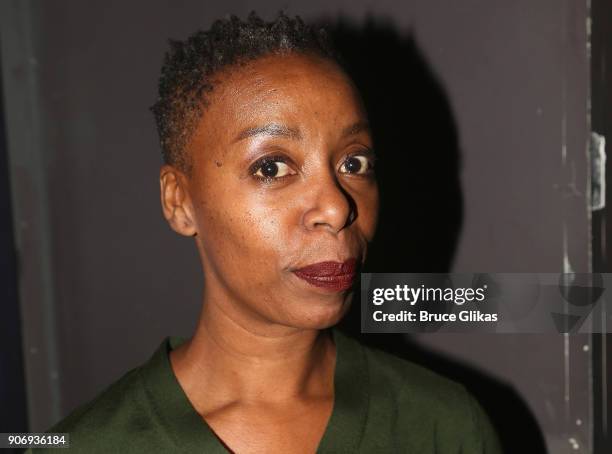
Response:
[292, 258, 357, 292]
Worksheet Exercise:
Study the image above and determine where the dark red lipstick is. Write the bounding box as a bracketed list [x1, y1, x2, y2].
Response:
[292, 258, 357, 291]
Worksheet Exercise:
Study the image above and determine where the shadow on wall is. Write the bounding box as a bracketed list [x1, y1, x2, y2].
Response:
[328, 17, 548, 454]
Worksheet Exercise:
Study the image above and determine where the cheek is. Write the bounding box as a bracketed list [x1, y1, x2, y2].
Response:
[197, 184, 297, 272]
[239, 193, 298, 263]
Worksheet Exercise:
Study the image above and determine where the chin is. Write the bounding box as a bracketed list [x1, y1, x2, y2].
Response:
[286, 297, 352, 330]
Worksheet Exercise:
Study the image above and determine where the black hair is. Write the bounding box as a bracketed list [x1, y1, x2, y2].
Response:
[150, 11, 338, 174]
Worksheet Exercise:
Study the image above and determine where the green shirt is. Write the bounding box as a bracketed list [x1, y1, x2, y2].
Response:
[36, 328, 503, 453]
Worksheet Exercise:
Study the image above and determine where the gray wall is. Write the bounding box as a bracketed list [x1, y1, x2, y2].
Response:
[1, 0, 592, 452]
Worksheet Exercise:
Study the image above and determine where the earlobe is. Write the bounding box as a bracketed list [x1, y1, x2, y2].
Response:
[159, 165, 198, 237]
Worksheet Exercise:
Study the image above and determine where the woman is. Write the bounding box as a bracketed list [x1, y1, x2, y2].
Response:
[42, 12, 502, 453]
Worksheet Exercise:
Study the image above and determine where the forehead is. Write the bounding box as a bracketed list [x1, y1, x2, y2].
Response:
[192, 53, 366, 145]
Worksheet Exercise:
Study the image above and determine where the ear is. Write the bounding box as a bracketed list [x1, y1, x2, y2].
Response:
[159, 165, 197, 237]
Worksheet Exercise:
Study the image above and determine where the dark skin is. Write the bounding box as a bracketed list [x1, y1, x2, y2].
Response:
[159, 52, 379, 453]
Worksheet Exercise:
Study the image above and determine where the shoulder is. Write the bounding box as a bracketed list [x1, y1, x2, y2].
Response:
[38, 344, 171, 454]
[361, 338, 468, 407]
[48, 366, 145, 435]
[339, 332, 468, 406]
[342, 334, 503, 453]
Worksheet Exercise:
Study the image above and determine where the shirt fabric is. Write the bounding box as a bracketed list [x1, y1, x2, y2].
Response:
[36, 328, 503, 453]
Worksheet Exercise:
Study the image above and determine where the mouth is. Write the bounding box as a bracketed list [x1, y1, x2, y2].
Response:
[292, 258, 358, 292]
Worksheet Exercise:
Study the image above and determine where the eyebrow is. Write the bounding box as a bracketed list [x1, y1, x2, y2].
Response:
[341, 121, 370, 139]
[232, 120, 370, 143]
[233, 124, 302, 142]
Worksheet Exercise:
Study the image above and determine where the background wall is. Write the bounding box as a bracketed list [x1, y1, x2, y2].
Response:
[0, 0, 594, 453]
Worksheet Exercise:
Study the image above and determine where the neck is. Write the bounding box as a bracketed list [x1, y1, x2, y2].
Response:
[169, 292, 337, 416]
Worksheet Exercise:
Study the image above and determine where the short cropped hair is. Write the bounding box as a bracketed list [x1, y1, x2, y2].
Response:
[150, 11, 337, 174]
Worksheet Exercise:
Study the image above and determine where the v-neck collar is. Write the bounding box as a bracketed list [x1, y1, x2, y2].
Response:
[139, 327, 370, 453]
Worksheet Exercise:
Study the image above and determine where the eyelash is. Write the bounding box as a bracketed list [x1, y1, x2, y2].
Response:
[341, 151, 378, 175]
[248, 151, 377, 183]
[249, 155, 293, 183]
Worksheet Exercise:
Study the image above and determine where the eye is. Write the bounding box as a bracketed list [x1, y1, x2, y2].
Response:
[250, 156, 296, 181]
[339, 153, 376, 175]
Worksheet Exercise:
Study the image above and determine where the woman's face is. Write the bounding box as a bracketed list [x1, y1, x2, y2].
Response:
[162, 52, 379, 331]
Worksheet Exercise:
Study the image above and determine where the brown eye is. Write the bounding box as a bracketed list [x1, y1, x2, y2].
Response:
[339, 155, 373, 175]
[251, 157, 296, 180]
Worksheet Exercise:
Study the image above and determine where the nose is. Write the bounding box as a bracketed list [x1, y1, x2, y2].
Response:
[302, 171, 356, 234]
